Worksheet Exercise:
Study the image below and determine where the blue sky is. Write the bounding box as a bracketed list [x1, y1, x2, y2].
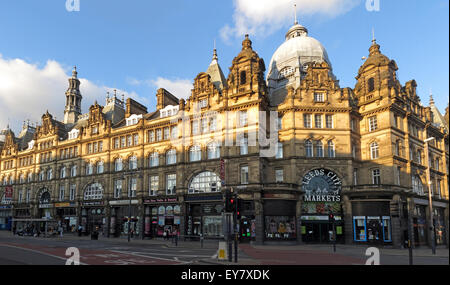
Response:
[0, 0, 448, 132]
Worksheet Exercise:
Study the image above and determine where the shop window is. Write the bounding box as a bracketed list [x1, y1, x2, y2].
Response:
[265, 217, 296, 240]
[382, 217, 392, 242]
[353, 216, 367, 242]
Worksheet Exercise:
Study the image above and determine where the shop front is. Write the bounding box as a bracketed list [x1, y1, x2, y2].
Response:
[412, 203, 428, 246]
[237, 199, 256, 242]
[81, 201, 105, 235]
[352, 201, 392, 244]
[144, 197, 180, 238]
[185, 194, 224, 239]
[109, 199, 139, 238]
[300, 168, 344, 244]
[434, 207, 447, 246]
[55, 202, 77, 233]
[264, 199, 297, 241]
[0, 205, 12, 231]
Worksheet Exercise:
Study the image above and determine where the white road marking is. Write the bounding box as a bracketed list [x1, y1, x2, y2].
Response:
[110, 250, 190, 264]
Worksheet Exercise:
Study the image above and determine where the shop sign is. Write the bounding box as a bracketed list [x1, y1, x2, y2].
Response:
[302, 169, 341, 202]
[55, 202, 76, 208]
[82, 201, 104, 206]
[185, 195, 223, 202]
[301, 216, 329, 221]
[39, 204, 53, 209]
[109, 200, 139, 206]
[144, 198, 177, 204]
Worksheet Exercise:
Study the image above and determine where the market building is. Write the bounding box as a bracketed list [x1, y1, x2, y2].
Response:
[0, 20, 448, 248]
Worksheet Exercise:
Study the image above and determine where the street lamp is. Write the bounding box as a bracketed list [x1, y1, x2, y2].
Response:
[122, 168, 143, 243]
[424, 137, 436, 255]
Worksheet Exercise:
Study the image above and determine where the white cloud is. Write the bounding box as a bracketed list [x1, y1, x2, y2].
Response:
[132, 77, 192, 100]
[0, 55, 141, 134]
[221, 0, 361, 41]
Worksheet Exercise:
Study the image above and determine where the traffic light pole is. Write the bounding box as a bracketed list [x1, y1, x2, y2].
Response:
[234, 193, 238, 263]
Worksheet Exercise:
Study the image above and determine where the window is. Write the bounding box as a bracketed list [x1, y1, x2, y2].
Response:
[190, 145, 202, 162]
[93, 142, 98, 153]
[114, 180, 122, 198]
[304, 114, 312, 128]
[315, 115, 322, 128]
[121, 136, 126, 148]
[97, 161, 104, 174]
[276, 142, 283, 159]
[305, 140, 313, 157]
[128, 178, 137, 198]
[210, 117, 217, 132]
[240, 137, 248, 155]
[26, 189, 31, 203]
[18, 190, 23, 204]
[316, 141, 324, 157]
[395, 140, 401, 156]
[240, 71, 246, 85]
[207, 142, 220, 160]
[353, 169, 358, 185]
[171, 126, 178, 139]
[128, 156, 138, 170]
[199, 99, 208, 108]
[84, 183, 103, 200]
[156, 129, 162, 141]
[71, 165, 77, 177]
[368, 78, 375, 93]
[88, 143, 93, 154]
[164, 127, 170, 140]
[240, 166, 249, 185]
[188, 172, 221, 194]
[412, 176, 424, 195]
[166, 150, 177, 165]
[115, 158, 123, 172]
[368, 116, 378, 132]
[239, 110, 248, 127]
[275, 169, 284, 183]
[372, 169, 381, 185]
[328, 141, 335, 158]
[326, 115, 333, 129]
[127, 135, 132, 147]
[201, 119, 208, 133]
[28, 173, 33, 183]
[416, 149, 422, 164]
[86, 163, 93, 175]
[166, 174, 176, 195]
[150, 176, 159, 196]
[59, 186, 65, 201]
[114, 138, 119, 149]
[60, 167, 66, 179]
[149, 131, 155, 143]
[47, 169, 53, 180]
[435, 158, 440, 171]
[370, 142, 379, 160]
[150, 152, 159, 167]
[314, 92, 325, 102]
[70, 185, 76, 201]
[133, 134, 139, 146]
[437, 180, 442, 198]
[192, 121, 199, 135]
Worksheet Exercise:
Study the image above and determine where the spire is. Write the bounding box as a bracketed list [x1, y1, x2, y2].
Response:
[294, 4, 298, 25]
[64, 65, 82, 125]
[212, 40, 218, 62]
[369, 28, 381, 56]
[206, 42, 227, 91]
[72, 66, 78, 79]
[429, 89, 435, 106]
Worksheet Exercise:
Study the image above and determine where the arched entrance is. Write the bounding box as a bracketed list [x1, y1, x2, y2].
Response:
[300, 168, 344, 244]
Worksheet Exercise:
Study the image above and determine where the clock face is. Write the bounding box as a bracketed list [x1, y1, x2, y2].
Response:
[302, 168, 342, 197]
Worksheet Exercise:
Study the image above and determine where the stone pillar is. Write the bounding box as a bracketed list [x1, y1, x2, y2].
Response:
[254, 192, 264, 245]
[178, 196, 185, 239]
[391, 195, 402, 248]
[342, 195, 353, 245]
[105, 202, 111, 238]
[138, 203, 144, 240]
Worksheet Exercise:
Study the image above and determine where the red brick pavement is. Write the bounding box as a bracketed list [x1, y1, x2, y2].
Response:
[239, 244, 365, 265]
[0, 242, 182, 265]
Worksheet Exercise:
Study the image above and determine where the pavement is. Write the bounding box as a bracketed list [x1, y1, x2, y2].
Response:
[0, 230, 448, 265]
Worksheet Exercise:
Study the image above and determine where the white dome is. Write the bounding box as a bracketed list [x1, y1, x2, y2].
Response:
[266, 23, 334, 106]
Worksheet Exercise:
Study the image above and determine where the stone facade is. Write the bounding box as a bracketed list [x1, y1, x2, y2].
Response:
[0, 25, 448, 248]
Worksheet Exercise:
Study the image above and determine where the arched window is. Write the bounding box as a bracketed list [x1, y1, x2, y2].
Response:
[84, 183, 103, 200]
[370, 142, 379, 160]
[115, 158, 123, 172]
[150, 152, 159, 167]
[412, 176, 424, 195]
[188, 172, 221, 194]
[190, 145, 202, 162]
[328, 141, 335, 158]
[97, 161, 104, 174]
[207, 142, 220, 160]
[316, 141, 324, 158]
[129, 156, 138, 170]
[166, 149, 177, 165]
[305, 140, 313, 157]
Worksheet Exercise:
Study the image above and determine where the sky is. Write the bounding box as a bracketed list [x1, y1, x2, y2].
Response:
[0, 0, 448, 133]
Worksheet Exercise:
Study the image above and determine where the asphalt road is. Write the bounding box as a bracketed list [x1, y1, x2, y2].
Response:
[0, 244, 65, 265]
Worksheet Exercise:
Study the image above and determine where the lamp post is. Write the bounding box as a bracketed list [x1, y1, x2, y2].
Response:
[424, 137, 436, 255]
[122, 168, 143, 243]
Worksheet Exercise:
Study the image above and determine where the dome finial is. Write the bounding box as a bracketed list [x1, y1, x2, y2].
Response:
[72, 65, 78, 78]
[213, 39, 218, 61]
[372, 28, 376, 45]
[242, 34, 252, 50]
[429, 89, 435, 106]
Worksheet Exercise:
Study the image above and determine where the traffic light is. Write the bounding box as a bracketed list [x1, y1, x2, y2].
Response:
[225, 190, 235, 212]
[236, 199, 242, 220]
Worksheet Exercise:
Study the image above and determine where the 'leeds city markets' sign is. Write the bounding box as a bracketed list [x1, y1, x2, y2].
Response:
[302, 169, 342, 202]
